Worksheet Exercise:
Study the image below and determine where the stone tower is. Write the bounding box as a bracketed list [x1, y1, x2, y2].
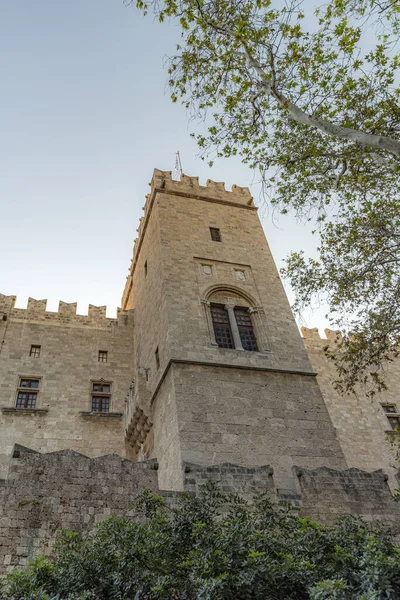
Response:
[122, 169, 347, 491]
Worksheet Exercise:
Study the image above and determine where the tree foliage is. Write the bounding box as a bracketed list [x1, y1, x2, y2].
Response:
[129, 0, 400, 394]
[2, 485, 400, 600]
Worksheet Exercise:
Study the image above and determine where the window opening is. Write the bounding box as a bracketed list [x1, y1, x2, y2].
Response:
[16, 378, 40, 409]
[234, 307, 258, 351]
[210, 304, 234, 349]
[98, 350, 108, 363]
[91, 382, 111, 413]
[30, 345, 41, 358]
[382, 405, 400, 430]
[155, 347, 160, 370]
[210, 227, 221, 242]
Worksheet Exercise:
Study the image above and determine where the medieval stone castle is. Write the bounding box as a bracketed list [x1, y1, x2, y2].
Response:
[1, 169, 399, 573]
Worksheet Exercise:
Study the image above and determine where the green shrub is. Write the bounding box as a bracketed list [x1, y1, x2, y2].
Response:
[1, 484, 399, 599]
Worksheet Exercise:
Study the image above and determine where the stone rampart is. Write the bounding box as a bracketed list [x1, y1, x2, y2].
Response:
[294, 465, 400, 529]
[0, 294, 131, 328]
[1, 446, 400, 576]
[0, 446, 159, 574]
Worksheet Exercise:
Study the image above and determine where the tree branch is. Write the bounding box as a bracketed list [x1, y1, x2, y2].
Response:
[240, 42, 400, 158]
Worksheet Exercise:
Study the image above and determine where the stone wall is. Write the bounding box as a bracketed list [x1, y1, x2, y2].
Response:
[171, 363, 346, 492]
[1, 446, 399, 577]
[294, 465, 400, 529]
[0, 445, 159, 574]
[302, 327, 400, 492]
[0, 294, 135, 478]
[182, 461, 275, 497]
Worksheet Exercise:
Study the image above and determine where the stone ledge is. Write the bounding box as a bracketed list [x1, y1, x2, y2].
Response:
[79, 411, 123, 418]
[1, 408, 48, 415]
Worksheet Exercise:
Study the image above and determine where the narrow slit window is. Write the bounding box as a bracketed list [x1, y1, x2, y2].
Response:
[30, 345, 41, 358]
[210, 227, 221, 242]
[155, 347, 160, 370]
[210, 304, 234, 349]
[98, 350, 108, 363]
[144, 260, 148, 277]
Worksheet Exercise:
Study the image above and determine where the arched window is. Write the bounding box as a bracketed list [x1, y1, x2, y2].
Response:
[203, 288, 262, 352]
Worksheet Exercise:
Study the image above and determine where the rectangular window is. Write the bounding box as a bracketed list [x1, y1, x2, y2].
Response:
[98, 350, 108, 363]
[155, 347, 160, 370]
[210, 227, 221, 242]
[211, 304, 234, 349]
[30, 345, 41, 358]
[382, 405, 400, 430]
[234, 307, 258, 352]
[16, 378, 40, 409]
[91, 382, 111, 413]
[19, 379, 39, 389]
[91, 396, 110, 413]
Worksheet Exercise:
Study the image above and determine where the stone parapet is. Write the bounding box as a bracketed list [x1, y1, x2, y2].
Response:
[182, 461, 275, 498]
[0, 446, 159, 574]
[121, 168, 255, 308]
[294, 465, 400, 528]
[1, 446, 400, 576]
[0, 294, 133, 328]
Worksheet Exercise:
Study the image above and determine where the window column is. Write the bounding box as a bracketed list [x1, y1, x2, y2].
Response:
[224, 303, 244, 350]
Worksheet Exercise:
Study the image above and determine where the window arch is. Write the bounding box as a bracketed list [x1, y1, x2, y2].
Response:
[201, 286, 268, 352]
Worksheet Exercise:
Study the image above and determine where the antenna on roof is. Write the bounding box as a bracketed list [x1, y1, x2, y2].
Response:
[174, 151, 183, 178]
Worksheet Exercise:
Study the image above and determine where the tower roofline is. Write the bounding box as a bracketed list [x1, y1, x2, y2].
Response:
[121, 168, 256, 309]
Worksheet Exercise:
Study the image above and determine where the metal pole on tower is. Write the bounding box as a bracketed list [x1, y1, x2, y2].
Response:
[174, 151, 183, 178]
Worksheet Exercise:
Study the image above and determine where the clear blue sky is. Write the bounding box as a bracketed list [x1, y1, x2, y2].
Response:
[0, 0, 328, 331]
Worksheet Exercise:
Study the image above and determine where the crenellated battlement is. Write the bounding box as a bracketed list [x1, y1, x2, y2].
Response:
[122, 168, 255, 307]
[150, 168, 254, 207]
[0, 293, 133, 327]
[301, 327, 342, 344]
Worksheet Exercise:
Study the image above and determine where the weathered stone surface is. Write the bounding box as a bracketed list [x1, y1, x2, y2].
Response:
[121, 169, 347, 490]
[0, 295, 135, 479]
[1, 169, 400, 576]
[1, 447, 399, 576]
[293, 465, 400, 528]
[302, 327, 400, 492]
[0, 447, 159, 574]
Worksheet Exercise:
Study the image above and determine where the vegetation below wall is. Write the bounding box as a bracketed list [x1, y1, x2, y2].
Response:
[1, 484, 400, 600]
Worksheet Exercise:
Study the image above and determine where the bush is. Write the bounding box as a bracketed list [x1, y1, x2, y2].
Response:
[1, 484, 399, 599]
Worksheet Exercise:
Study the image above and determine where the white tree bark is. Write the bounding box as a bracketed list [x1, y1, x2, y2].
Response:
[241, 44, 400, 158]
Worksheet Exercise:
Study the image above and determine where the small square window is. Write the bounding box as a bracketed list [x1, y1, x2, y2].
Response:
[30, 345, 41, 358]
[155, 347, 160, 370]
[98, 350, 108, 363]
[210, 227, 221, 242]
